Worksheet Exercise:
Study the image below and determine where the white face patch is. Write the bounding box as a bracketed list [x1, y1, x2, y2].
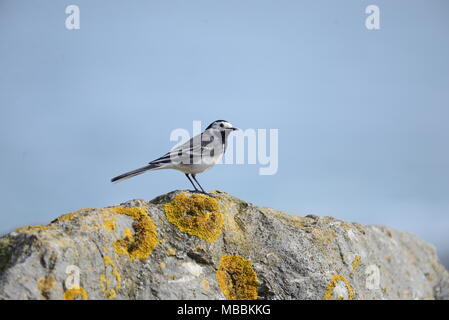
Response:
[222, 121, 233, 129]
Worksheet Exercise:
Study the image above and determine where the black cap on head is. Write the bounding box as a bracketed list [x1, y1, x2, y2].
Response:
[206, 120, 229, 130]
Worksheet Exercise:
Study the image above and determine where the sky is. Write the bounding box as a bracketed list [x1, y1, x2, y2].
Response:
[0, 0, 448, 267]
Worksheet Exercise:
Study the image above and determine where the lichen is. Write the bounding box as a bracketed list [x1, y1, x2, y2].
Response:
[103, 218, 116, 231]
[63, 287, 89, 300]
[112, 206, 158, 260]
[100, 256, 121, 299]
[166, 247, 176, 256]
[16, 225, 49, 233]
[164, 193, 224, 243]
[54, 208, 94, 223]
[37, 276, 56, 299]
[12, 208, 98, 235]
[216, 255, 258, 300]
[0, 238, 12, 273]
[352, 256, 361, 271]
[201, 279, 210, 291]
[323, 275, 354, 300]
[311, 227, 336, 244]
[114, 228, 133, 256]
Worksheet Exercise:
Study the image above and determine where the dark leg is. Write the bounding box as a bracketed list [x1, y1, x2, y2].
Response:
[185, 174, 198, 192]
[192, 174, 206, 193]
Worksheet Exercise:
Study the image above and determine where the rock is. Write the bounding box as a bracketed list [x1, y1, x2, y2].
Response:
[0, 190, 448, 300]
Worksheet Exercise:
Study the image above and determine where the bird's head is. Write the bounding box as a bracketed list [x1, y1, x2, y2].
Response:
[205, 120, 238, 132]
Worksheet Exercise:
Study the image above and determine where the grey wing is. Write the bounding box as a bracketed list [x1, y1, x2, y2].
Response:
[149, 132, 219, 166]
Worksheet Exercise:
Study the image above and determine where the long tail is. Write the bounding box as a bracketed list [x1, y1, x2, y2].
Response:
[111, 164, 159, 183]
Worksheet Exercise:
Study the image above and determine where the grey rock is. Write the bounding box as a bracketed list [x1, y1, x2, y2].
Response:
[0, 190, 448, 300]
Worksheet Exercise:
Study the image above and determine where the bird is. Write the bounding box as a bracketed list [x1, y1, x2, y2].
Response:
[111, 120, 238, 195]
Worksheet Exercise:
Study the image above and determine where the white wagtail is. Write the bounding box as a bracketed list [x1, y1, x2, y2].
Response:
[111, 120, 238, 194]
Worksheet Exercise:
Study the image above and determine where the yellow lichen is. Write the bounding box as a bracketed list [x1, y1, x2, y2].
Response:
[37, 276, 56, 299]
[323, 275, 354, 300]
[166, 248, 176, 256]
[311, 227, 336, 244]
[112, 206, 158, 260]
[16, 225, 49, 233]
[55, 208, 94, 223]
[216, 255, 258, 300]
[201, 279, 210, 291]
[103, 217, 117, 231]
[56, 214, 76, 223]
[63, 287, 89, 300]
[100, 256, 121, 299]
[114, 228, 133, 255]
[352, 255, 361, 271]
[164, 193, 224, 243]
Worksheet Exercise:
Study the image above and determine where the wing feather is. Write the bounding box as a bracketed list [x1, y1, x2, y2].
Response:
[149, 132, 219, 165]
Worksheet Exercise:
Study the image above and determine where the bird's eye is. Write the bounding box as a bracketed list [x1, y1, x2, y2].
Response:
[220, 123, 224, 128]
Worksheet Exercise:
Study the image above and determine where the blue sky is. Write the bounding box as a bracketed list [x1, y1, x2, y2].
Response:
[1, 0, 448, 266]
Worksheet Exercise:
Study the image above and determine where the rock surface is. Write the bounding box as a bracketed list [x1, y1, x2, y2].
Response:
[0, 190, 448, 300]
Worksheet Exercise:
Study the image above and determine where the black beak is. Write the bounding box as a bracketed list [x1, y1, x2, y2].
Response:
[231, 127, 238, 131]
